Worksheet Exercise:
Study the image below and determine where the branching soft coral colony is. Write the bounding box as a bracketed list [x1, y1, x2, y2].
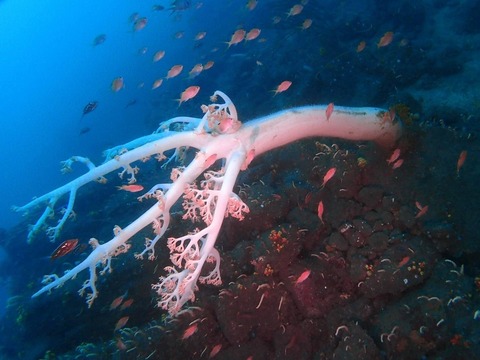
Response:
[15, 91, 401, 315]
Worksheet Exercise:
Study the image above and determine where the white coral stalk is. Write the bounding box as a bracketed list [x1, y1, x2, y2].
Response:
[16, 91, 401, 315]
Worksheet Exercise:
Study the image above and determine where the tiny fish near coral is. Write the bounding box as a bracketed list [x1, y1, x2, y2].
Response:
[117, 184, 144, 192]
[182, 323, 198, 340]
[50, 239, 79, 260]
[321, 167, 336, 187]
[295, 270, 311, 285]
[456, 150, 467, 175]
[178, 86, 200, 106]
[114, 316, 129, 331]
[387, 148, 401, 164]
[317, 200, 324, 223]
[377, 31, 394, 48]
[272, 81, 292, 96]
[325, 103, 334, 121]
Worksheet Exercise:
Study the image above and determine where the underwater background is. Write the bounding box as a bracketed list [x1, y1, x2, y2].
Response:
[1, 0, 480, 359]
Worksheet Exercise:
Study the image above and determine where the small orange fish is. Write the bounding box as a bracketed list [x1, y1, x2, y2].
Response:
[317, 201, 324, 223]
[114, 316, 129, 331]
[456, 150, 467, 175]
[111, 77, 125, 92]
[272, 81, 292, 95]
[153, 50, 165, 62]
[152, 79, 163, 90]
[398, 256, 410, 267]
[178, 86, 200, 106]
[325, 103, 334, 121]
[182, 323, 198, 340]
[387, 148, 401, 164]
[116, 338, 127, 351]
[392, 159, 404, 169]
[377, 31, 394, 48]
[226, 29, 246, 47]
[203, 61, 214, 70]
[415, 202, 429, 218]
[120, 298, 134, 310]
[295, 269, 311, 285]
[188, 64, 203, 78]
[321, 167, 336, 187]
[245, 28, 261, 41]
[50, 239, 79, 260]
[287, 4, 303, 17]
[356, 40, 366, 52]
[117, 184, 144, 192]
[110, 293, 126, 310]
[209, 344, 222, 358]
[166, 65, 183, 79]
[133, 17, 147, 32]
[301, 19, 312, 30]
[304, 192, 313, 205]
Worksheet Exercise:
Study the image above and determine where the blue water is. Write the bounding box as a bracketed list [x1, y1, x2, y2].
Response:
[1, 0, 480, 359]
[0, 0, 205, 229]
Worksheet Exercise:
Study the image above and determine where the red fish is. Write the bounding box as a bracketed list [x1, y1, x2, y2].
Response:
[392, 159, 404, 169]
[117, 184, 144, 192]
[153, 50, 165, 62]
[456, 150, 467, 175]
[116, 338, 127, 351]
[317, 201, 324, 223]
[325, 103, 334, 121]
[133, 17, 147, 32]
[111, 77, 124, 92]
[178, 86, 200, 106]
[166, 65, 183, 79]
[245, 28, 261, 41]
[398, 256, 410, 267]
[110, 293, 126, 310]
[287, 4, 303, 17]
[356, 40, 366, 52]
[295, 270, 311, 285]
[203, 61, 214, 70]
[209, 344, 222, 358]
[152, 79, 163, 90]
[226, 29, 246, 48]
[188, 64, 203, 78]
[50, 239, 79, 260]
[377, 31, 394, 48]
[387, 148, 401, 164]
[301, 19, 312, 30]
[272, 81, 292, 95]
[114, 316, 129, 331]
[120, 299, 134, 310]
[182, 323, 198, 340]
[415, 201, 429, 218]
[321, 167, 336, 187]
